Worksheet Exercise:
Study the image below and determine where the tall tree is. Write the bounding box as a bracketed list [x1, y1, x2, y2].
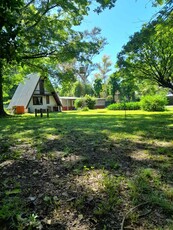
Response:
[94, 55, 112, 97]
[73, 27, 107, 84]
[96, 55, 112, 84]
[119, 77, 137, 102]
[0, 0, 116, 116]
[117, 13, 173, 92]
[108, 73, 120, 102]
[53, 27, 107, 86]
[93, 78, 103, 98]
[72, 81, 85, 97]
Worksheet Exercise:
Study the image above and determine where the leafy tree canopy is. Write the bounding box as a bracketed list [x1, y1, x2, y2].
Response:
[116, 11, 173, 92]
[52, 27, 107, 86]
[93, 78, 103, 98]
[95, 55, 112, 83]
[0, 0, 117, 116]
[107, 73, 120, 102]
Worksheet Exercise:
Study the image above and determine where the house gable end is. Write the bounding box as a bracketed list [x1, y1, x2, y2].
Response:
[8, 73, 40, 109]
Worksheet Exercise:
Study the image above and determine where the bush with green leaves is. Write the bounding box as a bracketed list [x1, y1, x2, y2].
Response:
[107, 102, 141, 110]
[84, 95, 96, 109]
[81, 106, 89, 111]
[74, 98, 85, 109]
[140, 94, 168, 111]
[106, 95, 113, 102]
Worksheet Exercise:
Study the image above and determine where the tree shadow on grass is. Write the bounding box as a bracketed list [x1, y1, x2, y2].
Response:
[0, 112, 173, 229]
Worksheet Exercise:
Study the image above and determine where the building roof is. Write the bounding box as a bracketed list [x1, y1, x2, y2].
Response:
[60, 96, 78, 100]
[8, 73, 40, 109]
[8, 73, 62, 109]
[59, 96, 105, 100]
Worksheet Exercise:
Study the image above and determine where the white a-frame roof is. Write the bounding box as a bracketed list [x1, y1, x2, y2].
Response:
[8, 73, 41, 109]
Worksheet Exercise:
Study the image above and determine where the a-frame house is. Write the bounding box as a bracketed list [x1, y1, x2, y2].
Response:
[8, 73, 62, 113]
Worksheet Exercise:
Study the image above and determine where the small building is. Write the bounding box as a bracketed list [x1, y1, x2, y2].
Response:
[59, 96, 105, 111]
[60, 97, 78, 110]
[8, 73, 62, 113]
[95, 98, 106, 109]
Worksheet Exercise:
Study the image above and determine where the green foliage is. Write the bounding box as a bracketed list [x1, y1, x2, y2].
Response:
[96, 55, 112, 84]
[128, 168, 161, 203]
[1, 109, 173, 229]
[84, 83, 94, 96]
[94, 173, 122, 216]
[116, 13, 173, 92]
[0, 196, 22, 220]
[153, 0, 172, 6]
[93, 78, 103, 98]
[106, 95, 113, 102]
[0, 0, 116, 116]
[119, 77, 137, 102]
[107, 102, 141, 110]
[73, 95, 96, 109]
[84, 94, 96, 109]
[128, 168, 173, 214]
[71, 81, 94, 97]
[107, 73, 120, 102]
[17, 213, 42, 230]
[82, 106, 90, 111]
[72, 81, 85, 97]
[58, 81, 74, 96]
[136, 79, 166, 97]
[74, 98, 85, 109]
[141, 94, 168, 111]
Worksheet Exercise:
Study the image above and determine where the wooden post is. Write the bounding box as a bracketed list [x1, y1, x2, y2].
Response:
[124, 101, 127, 120]
[40, 108, 43, 117]
[35, 109, 37, 117]
[47, 108, 49, 118]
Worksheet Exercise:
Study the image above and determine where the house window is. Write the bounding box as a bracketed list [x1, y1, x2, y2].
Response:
[33, 96, 43, 105]
[46, 95, 50, 104]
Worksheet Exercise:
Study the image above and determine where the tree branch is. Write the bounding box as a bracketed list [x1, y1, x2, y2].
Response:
[120, 202, 149, 230]
[22, 0, 35, 10]
[22, 50, 56, 59]
[26, 2, 59, 31]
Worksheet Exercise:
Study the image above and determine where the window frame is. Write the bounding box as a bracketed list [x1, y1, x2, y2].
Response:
[46, 95, 50, 104]
[33, 96, 43, 105]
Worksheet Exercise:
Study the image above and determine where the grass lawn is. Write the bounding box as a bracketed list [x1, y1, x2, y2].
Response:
[0, 108, 173, 229]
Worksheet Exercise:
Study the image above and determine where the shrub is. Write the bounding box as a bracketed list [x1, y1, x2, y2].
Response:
[74, 98, 85, 109]
[106, 95, 113, 102]
[82, 106, 89, 111]
[84, 95, 96, 109]
[107, 102, 141, 110]
[74, 95, 96, 110]
[140, 94, 168, 111]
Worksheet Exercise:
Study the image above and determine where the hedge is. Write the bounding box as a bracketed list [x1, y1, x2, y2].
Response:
[107, 102, 141, 110]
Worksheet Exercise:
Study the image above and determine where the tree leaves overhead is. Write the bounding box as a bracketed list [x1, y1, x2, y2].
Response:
[93, 78, 103, 98]
[0, 0, 116, 65]
[153, 0, 173, 6]
[0, 0, 117, 115]
[152, 0, 173, 21]
[116, 12, 173, 91]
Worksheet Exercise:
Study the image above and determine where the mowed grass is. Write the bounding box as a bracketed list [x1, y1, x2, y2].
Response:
[0, 108, 173, 229]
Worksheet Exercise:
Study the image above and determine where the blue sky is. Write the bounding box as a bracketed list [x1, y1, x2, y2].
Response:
[77, 0, 161, 73]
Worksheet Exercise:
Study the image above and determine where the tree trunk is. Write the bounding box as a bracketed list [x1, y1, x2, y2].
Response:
[0, 60, 8, 117]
